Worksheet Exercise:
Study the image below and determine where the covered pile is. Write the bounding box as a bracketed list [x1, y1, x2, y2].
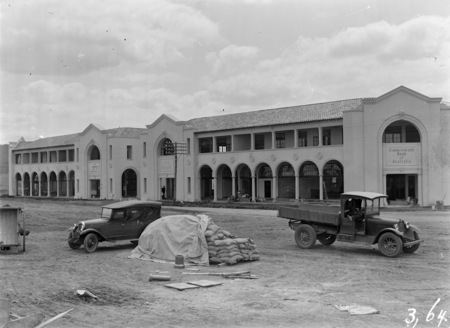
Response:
[205, 222, 260, 265]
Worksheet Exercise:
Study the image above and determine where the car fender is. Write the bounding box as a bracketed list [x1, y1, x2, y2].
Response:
[80, 229, 107, 241]
[373, 228, 403, 244]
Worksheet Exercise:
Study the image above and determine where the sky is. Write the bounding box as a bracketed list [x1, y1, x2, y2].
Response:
[0, 0, 449, 144]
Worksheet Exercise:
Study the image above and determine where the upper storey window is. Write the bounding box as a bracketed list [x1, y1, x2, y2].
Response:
[383, 120, 420, 143]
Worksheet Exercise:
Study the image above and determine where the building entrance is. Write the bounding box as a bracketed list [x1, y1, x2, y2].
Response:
[386, 174, 417, 205]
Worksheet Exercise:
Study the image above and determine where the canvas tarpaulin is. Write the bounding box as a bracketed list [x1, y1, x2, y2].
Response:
[128, 214, 211, 266]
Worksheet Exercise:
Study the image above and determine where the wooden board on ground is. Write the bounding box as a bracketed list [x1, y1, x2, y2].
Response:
[164, 283, 200, 291]
[187, 280, 223, 287]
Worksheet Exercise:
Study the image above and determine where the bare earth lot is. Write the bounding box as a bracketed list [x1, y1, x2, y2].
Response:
[1, 198, 449, 328]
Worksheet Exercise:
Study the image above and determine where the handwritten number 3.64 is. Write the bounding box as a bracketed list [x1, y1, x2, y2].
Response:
[405, 298, 448, 327]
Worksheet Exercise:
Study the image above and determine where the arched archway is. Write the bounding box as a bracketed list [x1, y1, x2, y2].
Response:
[216, 164, 232, 200]
[15, 173, 22, 196]
[299, 161, 319, 199]
[32, 172, 39, 196]
[40, 172, 48, 197]
[49, 172, 57, 197]
[383, 120, 420, 143]
[23, 173, 30, 196]
[158, 138, 175, 200]
[256, 163, 272, 199]
[278, 162, 295, 199]
[87, 145, 101, 198]
[89, 145, 101, 160]
[323, 160, 343, 199]
[59, 171, 67, 197]
[235, 164, 252, 198]
[68, 171, 75, 197]
[200, 165, 214, 200]
[122, 169, 137, 198]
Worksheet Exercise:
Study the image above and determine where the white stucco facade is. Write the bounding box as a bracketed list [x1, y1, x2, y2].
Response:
[7, 86, 450, 206]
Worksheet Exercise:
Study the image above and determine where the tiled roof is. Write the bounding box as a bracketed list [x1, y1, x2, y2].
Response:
[13, 133, 80, 151]
[104, 127, 146, 138]
[13, 127, 145, 151]
[188, 98, 363, 133]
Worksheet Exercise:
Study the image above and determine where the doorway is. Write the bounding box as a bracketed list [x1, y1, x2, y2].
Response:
[386, 174, 417, 204]
[264, 180, 271, 198]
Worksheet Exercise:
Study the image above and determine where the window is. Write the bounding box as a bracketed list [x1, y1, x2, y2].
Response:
[76, 179, 79, 192]
[384, 125, 402, 143]
[161, 139, 174, 155]
[49, 151, 57, 162]
[255, 134, 265, 150]
[143, 142, 147, 158]
[58, 150, 67, 162]
[15, 154, 21, 164]
[31, 152, 38, 163]
[22, 153, 30, 164]
[144, 178, 147, 193]
[187, 138, 191, 154]
[40, 152, 47, 163]
[109, 145, 112, 160]
[313, 136, 319, 146]
[76, 148, 79, 162]
[298, 131, 307, 147]
[187, 177, 191, 194]
[217, 137, 230, 152]
[276, 132, 285, 148]
[110, 178, 113, 193]
[323, 129, 331, 146]
[199, 138, 213, 153]
[68, 149, 74, 162]
[127, 145, 132, 159]
[90, 146, 100, 160]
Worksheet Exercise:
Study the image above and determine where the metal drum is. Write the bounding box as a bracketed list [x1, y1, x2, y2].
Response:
[0, 207, 20, 246]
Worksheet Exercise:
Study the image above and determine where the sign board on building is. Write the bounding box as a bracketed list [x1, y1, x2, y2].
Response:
[383, 144, 421, 167]
[88, 161, 101, 179]
[159, 157, 175, 175]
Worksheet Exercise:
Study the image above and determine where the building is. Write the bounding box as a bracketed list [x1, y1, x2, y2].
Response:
[0, 144, 9, 195]
[7, 86, 450, 206]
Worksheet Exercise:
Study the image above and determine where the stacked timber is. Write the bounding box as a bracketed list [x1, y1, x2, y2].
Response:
[205, 222, 260, 265]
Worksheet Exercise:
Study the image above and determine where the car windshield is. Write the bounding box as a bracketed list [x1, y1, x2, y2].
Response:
[364, 199, 379, 215]
[101, 208, 113, 219]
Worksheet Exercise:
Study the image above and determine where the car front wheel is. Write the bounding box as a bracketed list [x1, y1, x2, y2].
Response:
[378, 232, 403, 257]
[68, 232, 81, 250]
[83, 233, 99, 253]
[403, 231, 420, 253]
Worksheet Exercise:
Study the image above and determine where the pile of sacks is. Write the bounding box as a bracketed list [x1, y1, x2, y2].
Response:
[205, 222, 260, 265]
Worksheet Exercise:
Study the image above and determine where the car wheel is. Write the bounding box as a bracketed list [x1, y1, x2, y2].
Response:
[83, 233, 99, 253]
[403, 231, 420, 253]
[378, 232, 403, 257]
[68, 232, 81, 250]
[317, 233, 336, 246]
[294, 224, 317, 249]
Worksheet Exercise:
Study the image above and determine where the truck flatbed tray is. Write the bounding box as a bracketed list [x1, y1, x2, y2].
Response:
[278, 205, 340, 226]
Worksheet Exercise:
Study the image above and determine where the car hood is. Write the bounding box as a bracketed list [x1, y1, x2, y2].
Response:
[80, 218, 107, 229]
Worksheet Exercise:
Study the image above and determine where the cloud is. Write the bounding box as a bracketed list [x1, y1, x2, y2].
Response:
[0, 0, 220, 75]
[206, 45, 260, 75]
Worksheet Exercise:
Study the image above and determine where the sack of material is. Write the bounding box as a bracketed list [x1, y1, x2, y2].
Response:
[129, 214, 211, 266]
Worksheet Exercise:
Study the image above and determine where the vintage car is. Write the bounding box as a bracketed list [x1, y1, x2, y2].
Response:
[68, 200, 162, 253]
[278, 192, 422, 257]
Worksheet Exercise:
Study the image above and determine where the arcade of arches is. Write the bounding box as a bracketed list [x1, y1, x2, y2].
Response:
[200, 160, 343, 201]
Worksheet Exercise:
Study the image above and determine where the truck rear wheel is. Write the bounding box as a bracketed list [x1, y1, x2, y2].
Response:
[294, 224, 317, 249]
[378, 232, 403, 257]
[318, 233, 336, 246]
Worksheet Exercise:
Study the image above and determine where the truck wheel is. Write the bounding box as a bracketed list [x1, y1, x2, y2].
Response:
[68, 232, 81, 250]
[294, 224, 317, 249]
[318, 233, 336, 246]
[403, 231, 420, 253]
[83, 233, 99, 253]
[378, 232, 403, 257]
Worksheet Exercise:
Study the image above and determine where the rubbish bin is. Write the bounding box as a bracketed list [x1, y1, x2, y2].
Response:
[0, 206, 21, 246]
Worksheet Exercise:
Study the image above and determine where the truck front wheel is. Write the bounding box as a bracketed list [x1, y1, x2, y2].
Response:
[378, 232, 403, 257]
[83, 233, 99, 253]
[318, 233, 336, 246]
[294, 224, 317, 249]
[403, 231, 420, 253]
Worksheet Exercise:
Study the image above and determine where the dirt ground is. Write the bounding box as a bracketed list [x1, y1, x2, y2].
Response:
[1, 198, 449, 328]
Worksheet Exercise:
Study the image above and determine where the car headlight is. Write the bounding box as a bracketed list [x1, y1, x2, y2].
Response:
[79, 222, 85, 231]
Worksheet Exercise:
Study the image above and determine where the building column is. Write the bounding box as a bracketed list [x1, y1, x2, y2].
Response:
[319, 175, 323, 201]
[251, 175, 256, 202]
[38, 178, 41, 197]
[295, 174, 299, 202]
[56, 178, 60, 197]
[294, 129, 298, 148]
[66, 175, 70, 197]
[232, 175, 236, 197]
[213, 175, 217, 202]
[271, 131, 276, 149]
[418, 173, 422, 206]
[318, 127, 323, 146]
[272, 176, 277, 202]
[213, 137, 217, 153]
[47, 179, 50, 197]
[250, 134, 254, 151]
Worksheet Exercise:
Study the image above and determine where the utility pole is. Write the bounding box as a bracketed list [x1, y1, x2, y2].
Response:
[172, 142, 187, 204]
